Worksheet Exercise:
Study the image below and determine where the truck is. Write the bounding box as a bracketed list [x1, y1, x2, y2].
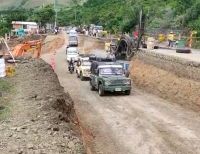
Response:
[66, 47, 79, 62]
[90, 61, 132, 96]
[76, 56, 91, 80]
[68, 36, 78, 47]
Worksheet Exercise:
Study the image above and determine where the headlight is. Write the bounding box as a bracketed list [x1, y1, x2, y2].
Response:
[105, 81, 111, 86]
[124, 80, 131, 85]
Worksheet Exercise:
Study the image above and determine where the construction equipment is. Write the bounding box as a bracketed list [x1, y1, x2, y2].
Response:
[12, 40, 42, 58]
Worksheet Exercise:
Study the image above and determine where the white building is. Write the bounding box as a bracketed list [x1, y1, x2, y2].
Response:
[12, 21, 39, 34]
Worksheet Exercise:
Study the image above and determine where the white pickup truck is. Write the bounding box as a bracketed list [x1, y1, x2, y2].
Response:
[76, 57, 91, 80]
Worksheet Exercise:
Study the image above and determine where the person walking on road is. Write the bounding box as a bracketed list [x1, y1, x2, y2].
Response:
[168, 31, 175, 47]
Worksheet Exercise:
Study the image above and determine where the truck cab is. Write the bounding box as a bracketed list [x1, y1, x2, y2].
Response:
[90, 61, 132, 96]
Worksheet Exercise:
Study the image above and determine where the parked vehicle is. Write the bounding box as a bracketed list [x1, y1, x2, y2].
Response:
[68, 36, 78, 47]
[76, 57, 91, 80]
[90, 61, 132, 96]
[66, 47, 79, 62]
[69, 29, 78, 37]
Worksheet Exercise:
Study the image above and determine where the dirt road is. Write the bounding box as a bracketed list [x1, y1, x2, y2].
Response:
[43, 34, 200, 154]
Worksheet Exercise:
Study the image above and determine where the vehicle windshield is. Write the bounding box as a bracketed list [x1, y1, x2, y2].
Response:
[95, 26, 103, 30]
[99, 67, 123, 76]
[67, 50, 78, 55]
[82, 61, 91, 66]
[69, 36, 77, 41]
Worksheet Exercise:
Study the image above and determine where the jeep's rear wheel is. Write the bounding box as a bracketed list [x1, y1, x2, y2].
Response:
[90, 84, 95, 91]
[80, 72, 84, 81]
[76, 72, 80, 78]
[125, 90, 131, 95]
[98, 84, 104, 96]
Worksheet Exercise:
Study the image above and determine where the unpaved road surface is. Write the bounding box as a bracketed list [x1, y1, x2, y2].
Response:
[43, 34, 200, 154]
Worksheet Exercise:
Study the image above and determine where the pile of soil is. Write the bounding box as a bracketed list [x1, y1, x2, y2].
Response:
[0, 59, 85, 153]
[42, 34, 65, 54]
[7, 34, 47, 49]
[130, 52, 200, 111]
[78, 35, 105, 53]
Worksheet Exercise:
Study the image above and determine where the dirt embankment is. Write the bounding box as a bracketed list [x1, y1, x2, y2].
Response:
[42, 34, 65, 54]
[130, 51, 200, 111]
[78, 35, 105, 53]
[0, 59, 85, 153]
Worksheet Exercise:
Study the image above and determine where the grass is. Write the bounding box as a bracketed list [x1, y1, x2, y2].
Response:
[0, 79, 11, 92]
[0, 79, 12, 121]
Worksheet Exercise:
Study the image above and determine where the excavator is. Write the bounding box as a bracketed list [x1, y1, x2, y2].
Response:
[12, 40, 42, 58]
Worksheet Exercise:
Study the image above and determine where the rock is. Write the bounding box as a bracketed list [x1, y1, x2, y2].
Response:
[16, 127, 21, 132]
[16, 136, 21, 139]
[48, 98, 54, 103]
[25, 129, 30, 134]
[18, 149, 23, 154]
[8, 133, 13, 137]
[61, 143, 66, 147]
[21, 125, 28, 130]
[30, 119, 36, 122]
[30, 94, 38, 99]
[27, 143, 34, 149]
[53, 131, 57, 136]
[52, 127, 59, 132]
[11, 127, 17, 131]
[67, 141, 74, 149]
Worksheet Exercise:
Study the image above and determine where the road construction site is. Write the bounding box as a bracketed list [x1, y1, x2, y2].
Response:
[0, 32, 200, 154]
[41, 32, 200, 154]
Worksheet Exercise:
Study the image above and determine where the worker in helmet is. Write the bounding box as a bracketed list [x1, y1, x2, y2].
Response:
[168, 31, 175, 47]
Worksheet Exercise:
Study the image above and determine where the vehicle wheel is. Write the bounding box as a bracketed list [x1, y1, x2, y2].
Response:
[77, 72, 80, 78]
[98, 84, 104, 96]
[176, 48, 191, 53]
[80, 72, 84, 81]
[125, 90, 131, 95]
[90, 85, 95, 91]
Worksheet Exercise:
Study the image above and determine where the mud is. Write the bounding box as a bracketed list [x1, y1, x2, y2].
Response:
[130, 51, 200, 111]
[0, 59, 85, 153]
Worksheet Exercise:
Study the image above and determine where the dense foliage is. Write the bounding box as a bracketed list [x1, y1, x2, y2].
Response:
[0, 0, 200, 36]
[0, 5, 55, 36]
[57, 0, 200, 34]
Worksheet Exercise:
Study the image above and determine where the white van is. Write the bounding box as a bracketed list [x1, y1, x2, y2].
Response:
[69, 30, 77, 37]
[66, 47, 79, 62]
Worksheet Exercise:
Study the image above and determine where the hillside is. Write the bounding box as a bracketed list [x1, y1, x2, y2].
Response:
[59, 0, 200, 34]
[0, 0, 74, 10]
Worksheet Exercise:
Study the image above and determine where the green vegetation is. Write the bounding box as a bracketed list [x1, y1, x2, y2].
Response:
[0, 79, 11, 92]
[0, 5, 55, 36]
[0, 0, 200, 37]
[0, 79, 12, 121]
[57, 0, 200, 35]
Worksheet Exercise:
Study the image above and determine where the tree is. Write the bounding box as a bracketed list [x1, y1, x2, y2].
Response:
[33, 5, 55, 31]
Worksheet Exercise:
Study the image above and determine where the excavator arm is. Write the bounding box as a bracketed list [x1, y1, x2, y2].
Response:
[12, 40, 42, 58]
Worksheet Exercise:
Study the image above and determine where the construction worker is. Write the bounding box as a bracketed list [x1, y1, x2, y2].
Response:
[167, 31, 175, 47]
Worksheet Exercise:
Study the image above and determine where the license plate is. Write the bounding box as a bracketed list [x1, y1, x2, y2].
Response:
[115, 88, 122, 91]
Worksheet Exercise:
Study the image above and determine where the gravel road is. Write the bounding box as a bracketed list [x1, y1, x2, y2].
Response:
[42, 34, 200, 154]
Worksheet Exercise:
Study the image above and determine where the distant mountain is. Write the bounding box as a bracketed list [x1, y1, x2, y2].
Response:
[0, 0, 85, 10]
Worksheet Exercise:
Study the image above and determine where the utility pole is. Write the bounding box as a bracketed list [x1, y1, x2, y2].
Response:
[54, 0, 58, 28]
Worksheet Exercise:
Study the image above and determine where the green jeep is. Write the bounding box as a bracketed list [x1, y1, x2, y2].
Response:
[90, 62, 131, 96]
